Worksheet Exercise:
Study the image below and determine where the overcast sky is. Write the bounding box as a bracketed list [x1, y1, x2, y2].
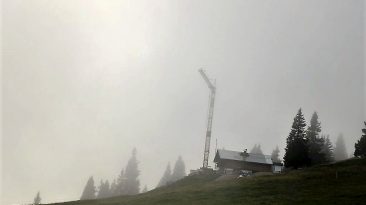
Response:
[1, 0, 365, 204]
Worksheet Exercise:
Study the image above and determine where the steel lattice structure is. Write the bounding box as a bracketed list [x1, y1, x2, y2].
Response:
[199, 69, 216, 169]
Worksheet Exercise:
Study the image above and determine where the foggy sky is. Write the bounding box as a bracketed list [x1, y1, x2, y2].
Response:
[1, 0, 365, 204]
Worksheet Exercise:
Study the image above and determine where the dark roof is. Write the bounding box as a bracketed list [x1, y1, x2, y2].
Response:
[214, 149, 273, 165]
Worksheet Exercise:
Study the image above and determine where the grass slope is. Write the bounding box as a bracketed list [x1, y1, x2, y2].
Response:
[52, 158, 366, 205]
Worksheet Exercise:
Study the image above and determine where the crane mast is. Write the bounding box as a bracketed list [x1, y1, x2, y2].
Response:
[199, 69, 216, 169]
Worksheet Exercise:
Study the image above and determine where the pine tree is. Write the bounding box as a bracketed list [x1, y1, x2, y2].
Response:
[97, 180, 111, 199]
[250, 144, 263, 155]
[306, 112, 326, 165]
[284, 108, 309, 168]
[33, 191, 41, 205]
[105, 180, 111, 197]
[97, 180, 104, 199]
[334, 134, 348, 161]
[271, 146, 281, 163]
[354, 121, 366, 158]
[157, 163, 172, 187]
[124, 148, 140, 195]
[321, 134, 334, 162]
[115, 170, 126, 195]
[170, 156, 186, 182]
[110, 179, 118, 197]
[80, 176, 96, 200]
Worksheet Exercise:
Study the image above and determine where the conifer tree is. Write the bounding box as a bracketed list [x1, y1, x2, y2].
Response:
[33, 191, 41, 205]
[250, 144, 263, 155]
[80, 176, 96, 200]
[97, 180, 104, 199]
[110, 180, 118, 197]
[321, 134, 334, 163]
[271, 146, 281, 163]
[334, 134, 348, 161]
[97, 180, 111, 199]
[284, 108, 309, 168]
[306, 112, 326, 165]
[354, 122, 366, 158]
[115, 170, 126, 195]
[105, 180, 111, 197]
[124, 148, 140, 195]
[157, 163, 172, 187]
[170, 156, 186, 182]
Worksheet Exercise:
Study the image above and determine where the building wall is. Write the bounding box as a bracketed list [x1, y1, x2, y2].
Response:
[217, 159, 272, 173]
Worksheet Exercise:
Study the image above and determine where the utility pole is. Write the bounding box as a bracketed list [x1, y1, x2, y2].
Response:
[199, 69, 216, 169]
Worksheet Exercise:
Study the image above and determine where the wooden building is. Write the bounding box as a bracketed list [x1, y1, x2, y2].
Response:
[214, 149, 274, 173]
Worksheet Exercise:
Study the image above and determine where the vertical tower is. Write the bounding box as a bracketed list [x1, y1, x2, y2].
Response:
[199, 69, 216, 169]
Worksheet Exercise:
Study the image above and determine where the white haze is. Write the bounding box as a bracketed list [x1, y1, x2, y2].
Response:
[1, 0, 365, 204]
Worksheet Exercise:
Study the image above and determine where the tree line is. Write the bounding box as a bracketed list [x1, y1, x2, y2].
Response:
[156, 156, 186, 188]
[354, 121, 366, 158]
[283, 108, 366, 169]
[31, 109, 366, 204]
[80, 149, 186, 200]
[80, 148, 141, 200]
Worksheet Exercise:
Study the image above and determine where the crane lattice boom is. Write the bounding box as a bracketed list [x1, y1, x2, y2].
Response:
[199, 69, 216, 169]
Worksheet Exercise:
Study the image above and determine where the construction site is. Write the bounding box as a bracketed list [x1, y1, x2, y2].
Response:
[192, 69, 283, 176]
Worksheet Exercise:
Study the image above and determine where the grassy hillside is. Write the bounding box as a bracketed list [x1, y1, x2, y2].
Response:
[52, 158, 366, 205]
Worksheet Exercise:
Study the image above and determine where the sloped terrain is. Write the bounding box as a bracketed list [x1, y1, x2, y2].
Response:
[51, 158, 366, 205]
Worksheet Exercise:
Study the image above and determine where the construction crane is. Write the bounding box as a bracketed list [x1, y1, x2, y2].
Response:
[199, 69, 216, 169]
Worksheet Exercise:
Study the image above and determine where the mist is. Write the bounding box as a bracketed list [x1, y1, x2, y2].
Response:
[1, 0, 365, 204]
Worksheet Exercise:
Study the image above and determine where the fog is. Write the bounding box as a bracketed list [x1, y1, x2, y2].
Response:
[1, 0, 365, 204]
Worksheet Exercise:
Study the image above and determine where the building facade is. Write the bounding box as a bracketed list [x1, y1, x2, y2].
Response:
[214, 149, 275, 173]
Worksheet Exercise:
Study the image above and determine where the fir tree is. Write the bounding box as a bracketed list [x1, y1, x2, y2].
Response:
[354, 122, 366, 158]
[33, 191, 41, 205]
[97, 180, 104, 199]
[110, 180, 118, 197]
[250, 144, 263, 155]
[334, 134, 348, 161]
[80, 176, 96, 200]
[115, 170, 126, 195]
[124, 148, 140, 195]
[170, 156, 186, 182]
[271, 146, 281, 163]
[284, 108, 309, 168]
[105, 180, 111, 197]
[157, 163, 172, 187]
[97, 180, 111, 199]
[306, 112, 326, 165]
[321, 134, 334, 162]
